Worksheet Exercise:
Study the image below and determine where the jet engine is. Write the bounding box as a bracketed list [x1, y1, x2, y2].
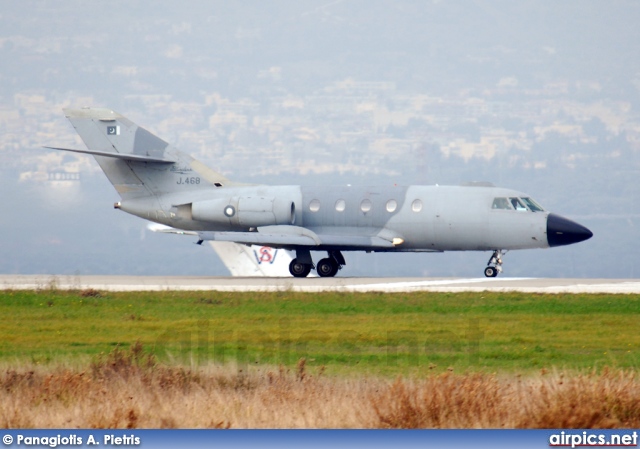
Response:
[191, 196, 296, 228]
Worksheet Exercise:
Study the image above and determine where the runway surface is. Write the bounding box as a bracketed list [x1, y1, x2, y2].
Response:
[1, 275, 640, 293]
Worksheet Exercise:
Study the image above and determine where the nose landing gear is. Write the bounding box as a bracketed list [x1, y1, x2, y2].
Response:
[484, 250, 505, 278]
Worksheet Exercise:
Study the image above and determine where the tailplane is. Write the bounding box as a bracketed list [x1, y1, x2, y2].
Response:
[50, 108, 235, 200]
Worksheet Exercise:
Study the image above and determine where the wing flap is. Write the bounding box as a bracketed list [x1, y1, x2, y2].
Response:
[198, 231, 318, 247]
[315, 235, 396, 248]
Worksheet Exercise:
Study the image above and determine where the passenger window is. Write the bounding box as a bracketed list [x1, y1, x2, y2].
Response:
[521, 197, 544, 212]
[309, 199, 320, 212]
[360, 199, 372, 213]
[510, 197, 527, 211]
[386, 199, 397, 213]
[492, 198, 511, 210]
[411, 199, 423, 212]
[335, 199, 346, 212]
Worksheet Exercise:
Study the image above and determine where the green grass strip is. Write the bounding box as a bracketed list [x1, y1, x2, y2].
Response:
[1, 289, 639, 375]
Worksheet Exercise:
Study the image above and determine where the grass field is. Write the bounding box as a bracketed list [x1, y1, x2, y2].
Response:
[1, 289, 639, 374]
[3, 288, 640, 428]
[4, 348, 640, 428]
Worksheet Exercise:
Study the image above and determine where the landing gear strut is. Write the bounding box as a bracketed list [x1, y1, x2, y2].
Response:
[290, 248, 314, 278]
[484, 250, 505, 278]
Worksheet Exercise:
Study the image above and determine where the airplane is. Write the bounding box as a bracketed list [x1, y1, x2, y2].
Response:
[45, 107, 593, 278]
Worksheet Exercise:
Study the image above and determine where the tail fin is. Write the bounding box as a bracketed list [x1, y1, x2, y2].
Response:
[53, 107, 235, 199]
[209, 241, 305, 277]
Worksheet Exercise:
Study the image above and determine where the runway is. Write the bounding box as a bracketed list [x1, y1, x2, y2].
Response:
[1, 275, 640, 294]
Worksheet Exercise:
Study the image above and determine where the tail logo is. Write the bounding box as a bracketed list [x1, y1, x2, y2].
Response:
[107, 126, 120, 135]
[254, 246, 278, 265]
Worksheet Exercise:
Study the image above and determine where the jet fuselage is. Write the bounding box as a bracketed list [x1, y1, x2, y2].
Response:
[119, 183, 586, 253]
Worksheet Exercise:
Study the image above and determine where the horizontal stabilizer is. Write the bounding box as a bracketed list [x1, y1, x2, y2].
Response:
[44, 146, 176, 164]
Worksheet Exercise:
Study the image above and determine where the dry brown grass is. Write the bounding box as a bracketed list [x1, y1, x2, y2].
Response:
[372, 369, 640, 428]
[0, 344, 374, 428]
[2, 345, 640, 428]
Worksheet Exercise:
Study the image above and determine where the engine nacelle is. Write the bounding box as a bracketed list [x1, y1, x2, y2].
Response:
[191, 196, 296, 228]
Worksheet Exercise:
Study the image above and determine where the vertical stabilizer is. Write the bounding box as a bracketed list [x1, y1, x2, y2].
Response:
[209, 242, 318, 277]
[60, 107, 235, 200]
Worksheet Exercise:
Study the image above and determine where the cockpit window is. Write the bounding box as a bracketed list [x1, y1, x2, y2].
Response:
[510, 197, 528, 211]
[492, 197, 512, 210]
[521, 197, 544, 212]
[493, 196, 545, 212]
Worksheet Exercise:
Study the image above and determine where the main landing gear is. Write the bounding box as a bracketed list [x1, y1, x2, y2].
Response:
[484, 249, 505, 278]
[289, 259, 312, 278]
[289, 250, 345, 278]
[316, 257, 340, 277]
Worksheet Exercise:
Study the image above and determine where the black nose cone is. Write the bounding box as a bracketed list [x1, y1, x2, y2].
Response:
[547, 213, 593, 247]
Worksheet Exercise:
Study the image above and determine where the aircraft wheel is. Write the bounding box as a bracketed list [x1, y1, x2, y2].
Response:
[317, 258, 339, 277]
[289, 259, 311, 278]
[484, 266, 498, 278]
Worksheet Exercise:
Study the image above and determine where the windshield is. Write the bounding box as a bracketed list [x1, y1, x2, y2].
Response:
[492, 197, 545, 212]
[492, 197, 512, 210]
[520, 197, 544, 212]
[510, 197, 528, 211]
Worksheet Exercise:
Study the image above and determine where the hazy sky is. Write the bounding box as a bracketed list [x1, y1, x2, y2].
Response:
[1, 1, 639, 278]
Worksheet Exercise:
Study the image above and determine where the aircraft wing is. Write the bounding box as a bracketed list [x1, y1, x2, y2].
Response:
[198, 225, 402, 249]
[149, 223, 403, 248]
[201, 232, 319, 247]
[149, 223, 323, 246]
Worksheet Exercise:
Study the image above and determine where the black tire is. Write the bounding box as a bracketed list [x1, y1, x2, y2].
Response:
[484, 266, 498, 278]
[316, 258, 339, 277]
[289, 259, 311, 278]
